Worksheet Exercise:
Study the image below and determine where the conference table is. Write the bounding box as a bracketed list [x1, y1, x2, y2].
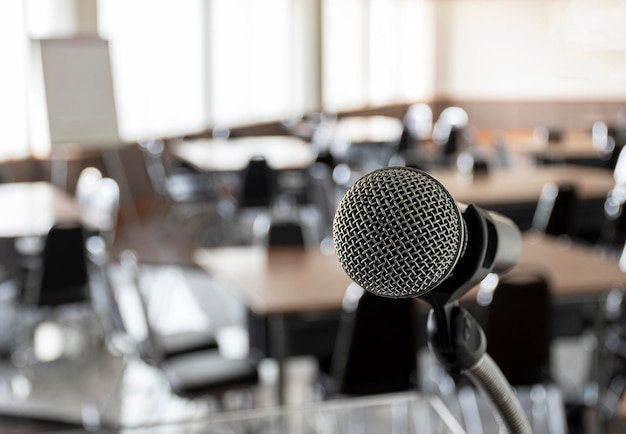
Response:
[0, 181, 100, 238]
[331, 116, 404, 145]
[426, 164, 616, 233]
[428, 165, 615, 206]
[193, 234, 626, 401]
[170, 136, 316, 173]
[478, 129, 608, 166]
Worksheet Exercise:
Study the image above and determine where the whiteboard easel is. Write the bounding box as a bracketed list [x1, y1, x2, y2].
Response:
[36, 37, 140, 229]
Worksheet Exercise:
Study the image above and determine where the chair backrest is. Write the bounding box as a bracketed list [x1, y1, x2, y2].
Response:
[118, 249, 164, 362]
[331, 284, 418, 395]
[613, 144, 626, 186]
[601, 185, 626, 250]
[307, 163, 337, 239]
[531, 182, 578, 237]
[404, 103, 432, 142]
[239, 156, 276, 208]
[23, 223, 90, 307]
[75, 167, 103, 207]
[0, 237, 21, 284]
[484, 273, 552, 386]
[432, 106, 468, 146]
[137, 139, 169, 197]
[267, 221, 306, 247]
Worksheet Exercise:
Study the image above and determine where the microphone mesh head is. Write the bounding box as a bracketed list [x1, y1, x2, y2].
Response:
[333, 167, 465, 298]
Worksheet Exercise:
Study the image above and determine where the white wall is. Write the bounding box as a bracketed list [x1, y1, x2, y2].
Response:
[434, 0, 626, 100]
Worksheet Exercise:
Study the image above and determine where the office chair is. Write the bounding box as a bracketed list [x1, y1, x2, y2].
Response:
[0, 237, 22, 286]
[117, 250, 259, 402]
[484, 272, 553, 386]
[238, 156, 276, 209]
[233, 156, 278, 243]
[138, 139, 221, 238]
[13, 223, 103, 363]
[79, 176, 120, 249]
[161, 349, 260, 400]
[21, 223, 90, 307]
[531, 182, 578, 238]
[267, 220, 306, 247]
[118, 250, 219, 364]
[404, 103, 433, 143]
[432, 106, 468, 146]
[75, 167, 103, 208]
[327, 283, 418, 396]
[306, 162, 338, 243]
[478, 272, 570, 433]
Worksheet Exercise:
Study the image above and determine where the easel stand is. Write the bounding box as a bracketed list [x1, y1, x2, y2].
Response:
[422, 204, 532, 434]
[50, 143, 144, 246]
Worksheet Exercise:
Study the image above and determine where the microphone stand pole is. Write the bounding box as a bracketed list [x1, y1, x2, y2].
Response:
[422, 205, 532, 434]
[426, 301, 532, 434]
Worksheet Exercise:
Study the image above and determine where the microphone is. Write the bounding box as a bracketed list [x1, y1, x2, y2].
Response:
[333, 166, 532, 433]
[332, 166, 522, 303]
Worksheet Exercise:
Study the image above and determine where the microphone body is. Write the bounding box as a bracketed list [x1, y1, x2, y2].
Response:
[332, 166, 522, 304]
[332, 167, 532, 434]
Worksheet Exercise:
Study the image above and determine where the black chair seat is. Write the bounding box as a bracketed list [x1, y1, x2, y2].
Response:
[150, 330, 219, 360]
[162, 350, 259, 398]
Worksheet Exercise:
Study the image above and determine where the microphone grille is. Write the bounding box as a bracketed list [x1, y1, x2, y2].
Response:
[333, 167, 465, 298]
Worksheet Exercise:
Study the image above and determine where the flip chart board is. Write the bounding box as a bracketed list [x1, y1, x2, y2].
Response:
[38, 37, 121, 147]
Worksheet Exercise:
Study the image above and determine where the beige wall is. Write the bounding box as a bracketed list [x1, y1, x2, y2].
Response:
[432, 0, 626, 101]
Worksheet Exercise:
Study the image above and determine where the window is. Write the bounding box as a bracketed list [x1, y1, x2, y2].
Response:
[0, 1, 29, 158]
[207, 0, 313, 127]
[98, 0, 206, 141]
[0, 0, 434, 159]
[322, 0, 433, 112]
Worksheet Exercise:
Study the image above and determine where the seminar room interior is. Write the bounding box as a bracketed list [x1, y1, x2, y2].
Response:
[2, 0, 626, 433]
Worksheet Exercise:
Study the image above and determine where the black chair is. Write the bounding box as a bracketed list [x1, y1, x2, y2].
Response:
[484, 272, 553, 386]
[117, 250, 259, 401]
[21, 223, 90, 307]
[531, 182, 578, 237]
[12, 223, 101, 363]
[0, 238, 22, 287]
[120, 251, 260, 404]
[327, 283, 418, 396]
[239, 156, 276, 209]
[306, 163, 338, 242]
[118, 250, 219, 364]
[161, 349, 260, 400]
[233, 156, 278, 243]
[138, 139, 221, 238]
[267, 221, 306, 247]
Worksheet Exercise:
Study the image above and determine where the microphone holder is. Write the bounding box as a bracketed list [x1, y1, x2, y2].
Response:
[422, 205, 532, 434]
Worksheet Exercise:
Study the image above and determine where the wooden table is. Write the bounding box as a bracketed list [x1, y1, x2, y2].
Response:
[194, 246, 352, 316]
[195, 236, 626, 322]
[479, 129, 606, 165]
[171, 136, 315, 172]
[194, 236, 626, 401]
[429, 165, 615, 207]
[332, 116, 403, 145]
[0, 182, 96, 238]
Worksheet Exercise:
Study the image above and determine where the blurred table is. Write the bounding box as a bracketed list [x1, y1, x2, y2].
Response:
[469, 234, 626, 301]
[195, 236, 626, 320]
[481, 129, 607, 165]
[194, 236, 626, 399]
[430, 165, 615, 206]
[332, 116, 403, 145]
[0, 182, 98, 238]
[194, 246, 352, 316]
[170, 136, 315, 172]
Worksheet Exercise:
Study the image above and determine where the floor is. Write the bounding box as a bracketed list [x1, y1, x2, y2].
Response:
[0, 202, 625, 433]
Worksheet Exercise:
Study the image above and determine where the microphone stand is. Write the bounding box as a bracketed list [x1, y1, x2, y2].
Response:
[422, 205, 532, 434]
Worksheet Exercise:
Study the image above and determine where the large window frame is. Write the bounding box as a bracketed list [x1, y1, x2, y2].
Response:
[2, 0, 432, 158]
